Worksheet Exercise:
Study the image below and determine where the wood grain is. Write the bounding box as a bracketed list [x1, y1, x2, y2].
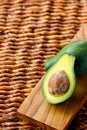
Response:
[72, 24, 87, 41]
[17, 24, 87, 130]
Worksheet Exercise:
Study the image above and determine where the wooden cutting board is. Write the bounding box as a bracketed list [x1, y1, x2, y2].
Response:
[17, 25, 87, 130]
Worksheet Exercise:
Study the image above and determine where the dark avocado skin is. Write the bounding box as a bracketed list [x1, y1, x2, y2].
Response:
[45, 40, 87, 75]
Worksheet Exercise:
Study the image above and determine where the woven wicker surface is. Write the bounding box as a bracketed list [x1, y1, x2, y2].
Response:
[0, 0, 87, 130]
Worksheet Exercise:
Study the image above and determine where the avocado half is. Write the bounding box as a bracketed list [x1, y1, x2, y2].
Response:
[42, 54, 76, 104]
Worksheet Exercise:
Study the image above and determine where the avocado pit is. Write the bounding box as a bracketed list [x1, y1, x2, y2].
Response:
[48, 70, 69, 95]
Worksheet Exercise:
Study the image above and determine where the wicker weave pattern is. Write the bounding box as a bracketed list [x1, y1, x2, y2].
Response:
[0, 0, 87, 130]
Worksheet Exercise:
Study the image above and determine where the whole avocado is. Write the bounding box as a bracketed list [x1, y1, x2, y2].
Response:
[45, 40, 87, 75]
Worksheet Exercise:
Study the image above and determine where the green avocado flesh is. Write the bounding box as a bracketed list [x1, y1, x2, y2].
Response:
[42, 54, 76, 104]
[45, 40, 87, 75]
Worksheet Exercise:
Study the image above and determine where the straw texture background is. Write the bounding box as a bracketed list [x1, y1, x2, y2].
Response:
[0, 0, 87, 129]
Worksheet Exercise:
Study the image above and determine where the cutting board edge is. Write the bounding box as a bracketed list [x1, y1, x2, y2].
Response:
[17, 110, 58, 130]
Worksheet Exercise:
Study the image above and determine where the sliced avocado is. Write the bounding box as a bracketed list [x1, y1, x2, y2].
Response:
[42, 54, 76, 104]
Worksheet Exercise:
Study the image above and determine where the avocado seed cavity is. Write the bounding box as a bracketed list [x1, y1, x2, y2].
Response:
[48, 70, 69, 95]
